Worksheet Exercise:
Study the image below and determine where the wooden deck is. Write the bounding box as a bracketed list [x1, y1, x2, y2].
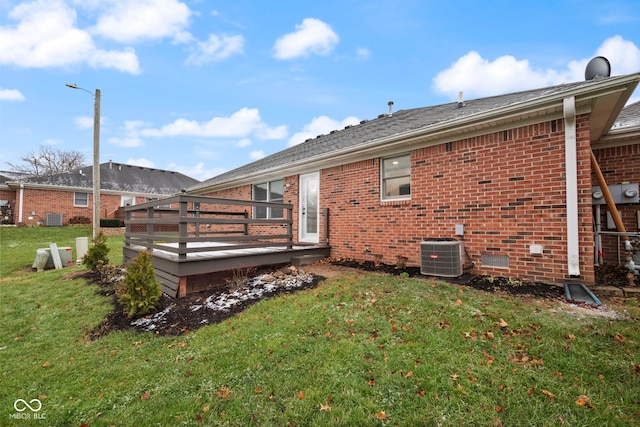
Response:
[123, 195, 329, 297]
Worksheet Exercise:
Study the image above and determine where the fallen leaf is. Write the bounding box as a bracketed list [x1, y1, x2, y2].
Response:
[38, 394, 48, 400]
[368, 379, 375, 386]
[455, 299, 463, 305]
[216, 387, 231, 399]
[42, 361, 51, 367]
[376, 411, 387, 420]
[405, 371, 413, 378]
[133, 341, 142, 346]
[614, 333, 626, 343]
[575, 395, 593, 408]
[298, 391, 305, 400]
[495, 405, 505, 413]
[202, 405, 209, 412]
[254, 388, 262, 394]
[542, 389, 555, 402]
[196, 413, 203, 422]
[451, 374, 459, 381]
[634, 364, 640, 374]
[484, 331, 495, 340]
[498, 318, 508, 328]
[566, 334, 576, 341]
[320, 404, 331, 411]
[141, 392, 150, 401]
[416, 390, 426, 397]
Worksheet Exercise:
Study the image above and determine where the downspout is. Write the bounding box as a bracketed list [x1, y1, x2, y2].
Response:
[18, 183, 24, 224]
[563, 96, 581, 277]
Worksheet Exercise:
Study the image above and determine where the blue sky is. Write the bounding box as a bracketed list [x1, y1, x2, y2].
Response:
[1, 0, 639, 181]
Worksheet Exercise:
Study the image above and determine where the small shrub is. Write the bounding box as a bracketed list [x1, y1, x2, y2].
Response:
[82, 231, 110, 271]
[119, 250, 161, 318]
[100, 218, 123, 228]
[69, 216, 91, 225]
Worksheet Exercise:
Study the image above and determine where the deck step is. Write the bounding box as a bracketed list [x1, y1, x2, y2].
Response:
[291, 254, 327, 267]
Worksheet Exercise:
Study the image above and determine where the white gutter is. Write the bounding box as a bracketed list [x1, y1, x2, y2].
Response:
[563, 96, 581, 277]
[18, 183, 24, 224]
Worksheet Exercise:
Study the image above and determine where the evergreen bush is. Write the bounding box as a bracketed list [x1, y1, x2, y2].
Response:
[119, 250, 161, 318]
[82, 231, 109, 271]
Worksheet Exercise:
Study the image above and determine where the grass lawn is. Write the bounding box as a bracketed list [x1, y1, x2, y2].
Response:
[1, 226, 639, 426]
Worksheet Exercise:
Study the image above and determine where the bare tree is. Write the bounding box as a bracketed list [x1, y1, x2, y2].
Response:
[6, 144, 88, 176]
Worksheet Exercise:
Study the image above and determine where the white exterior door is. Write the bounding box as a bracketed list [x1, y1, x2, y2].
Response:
[299, 172, 320, 243]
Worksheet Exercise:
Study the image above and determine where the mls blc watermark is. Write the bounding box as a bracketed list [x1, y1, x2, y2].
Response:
[10, 398, 46, 420]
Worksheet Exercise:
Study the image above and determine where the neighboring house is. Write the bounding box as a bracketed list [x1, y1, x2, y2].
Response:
[188, 73, 640, 287]
[5, 161, 199, 226]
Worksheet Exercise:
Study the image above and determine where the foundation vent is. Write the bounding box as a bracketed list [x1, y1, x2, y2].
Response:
[481, 254, 509, 268]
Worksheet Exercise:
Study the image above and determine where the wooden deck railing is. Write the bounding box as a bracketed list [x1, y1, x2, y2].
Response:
[124, 195, 294, 260]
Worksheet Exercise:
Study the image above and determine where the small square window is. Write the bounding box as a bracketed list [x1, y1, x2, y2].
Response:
[253, 180, 284, 219]
[382, 155, 411, 200]
[74, 192, 89, 207]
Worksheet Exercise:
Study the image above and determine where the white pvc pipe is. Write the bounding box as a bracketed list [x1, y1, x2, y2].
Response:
[563, 96, 580, 277]
[18, 183, 24, 224]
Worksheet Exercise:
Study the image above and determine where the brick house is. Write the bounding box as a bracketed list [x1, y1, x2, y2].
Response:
[186, 74, 640, 286]
[4, 161, 199, 226]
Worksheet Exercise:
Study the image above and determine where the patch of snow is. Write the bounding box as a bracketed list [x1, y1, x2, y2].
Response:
[130, 305, 173, 331]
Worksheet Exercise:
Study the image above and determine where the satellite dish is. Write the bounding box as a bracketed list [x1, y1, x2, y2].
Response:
[585, 56, 611, 80]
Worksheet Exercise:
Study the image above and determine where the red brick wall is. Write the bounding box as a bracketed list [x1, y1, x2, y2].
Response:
[321, 117, 595, 285]
[592, 143, 640, 263]
[203, 117, 597, 285]
[17, 188, 142, 225]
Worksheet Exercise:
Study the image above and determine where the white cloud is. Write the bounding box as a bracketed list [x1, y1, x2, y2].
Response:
[108, 120, 147, 147]
[126, 157, 154, 168]
[141, 107, 287, 140]
[236, 138, 251, 147]
[432, 36, 640, 100]
[0, 0, 141, 74]
[249, 150, 265, 160]
[289, 115, 360, 146]
[355, 47, 370, 60]
[273, 18, 339, 60]
[92, 0, 192, 43]
[186, 34, 244, 65]
[0, 87, 25, 101]
[73, 116, 94, 129]
[167, 161, 224, 181]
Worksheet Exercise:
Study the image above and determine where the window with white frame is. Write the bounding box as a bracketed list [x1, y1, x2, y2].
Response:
[121, 195, 134, 206]
[381, 154, 411, 200]
[74, 192, 89, 207]
[253, 180, 284, 219]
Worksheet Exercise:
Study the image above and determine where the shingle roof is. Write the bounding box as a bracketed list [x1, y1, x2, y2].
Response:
[189, 77, 625, 192]
[612, 101, 640, 130]
[15, 162, 199, 195]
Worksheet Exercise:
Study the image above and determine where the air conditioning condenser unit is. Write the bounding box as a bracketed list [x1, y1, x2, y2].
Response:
[420, 239, 464, 277]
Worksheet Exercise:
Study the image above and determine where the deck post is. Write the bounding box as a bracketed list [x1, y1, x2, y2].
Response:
[287, 205, 293, 249]
[177, 276, 188, 298]
[323, 207, 329, 245]
[178, 198, 188, 260]
[146, 205, 154, 250]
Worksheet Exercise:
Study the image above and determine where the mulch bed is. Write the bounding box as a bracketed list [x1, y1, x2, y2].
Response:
[80, 260, 636, 338]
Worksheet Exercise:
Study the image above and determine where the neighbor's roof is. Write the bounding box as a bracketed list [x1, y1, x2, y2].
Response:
[190, 73, 640, 193]
[9, 161, 199, 195]
[612, 100, 640, 130]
